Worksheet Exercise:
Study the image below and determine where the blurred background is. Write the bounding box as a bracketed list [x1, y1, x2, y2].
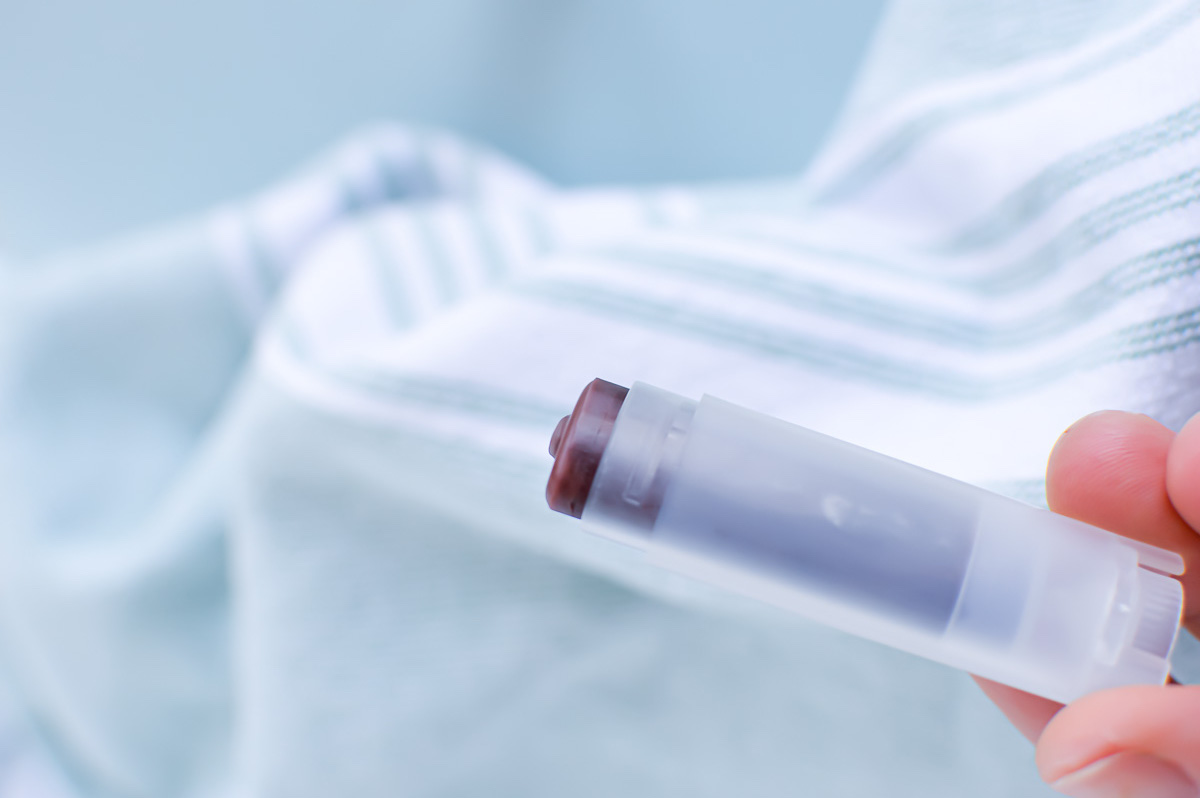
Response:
[0, 0, 885, 257]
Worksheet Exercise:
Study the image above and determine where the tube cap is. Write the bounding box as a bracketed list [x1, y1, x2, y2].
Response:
[546, 379, 629, 518]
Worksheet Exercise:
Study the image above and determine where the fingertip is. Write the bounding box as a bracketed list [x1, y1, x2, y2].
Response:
[1036, 685, 1200, 787]
[1167, 412, 1200, 535]
[1046, 410, 1200, 624]
[1035, 686, 1147, 782]
[1045, 410, 1175, 528]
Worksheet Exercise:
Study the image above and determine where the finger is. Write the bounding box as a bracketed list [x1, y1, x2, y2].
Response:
[1046, 410, 1200, 632]
[1167, 412, 1200, 577]
[972, 676, 1062, 743]
[978, 411, 1197, 742]
[1037, 685, 1200, 796]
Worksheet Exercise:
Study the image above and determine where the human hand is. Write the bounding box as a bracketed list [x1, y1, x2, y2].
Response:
[975, 411, 1200, 797]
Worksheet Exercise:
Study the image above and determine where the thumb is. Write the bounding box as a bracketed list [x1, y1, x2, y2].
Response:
[1038, 684, 1200, 797]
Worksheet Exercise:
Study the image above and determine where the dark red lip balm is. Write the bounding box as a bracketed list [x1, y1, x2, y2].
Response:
[545, 379, 629, 518]
[541, 379, 1187, 703]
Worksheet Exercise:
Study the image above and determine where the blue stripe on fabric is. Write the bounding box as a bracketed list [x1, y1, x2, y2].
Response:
[814, 1, 1200, 204]
[409, 209, 460, 307]
[717, 164, 1200, 294]
[467, 207, 510, 282]
[329, 370, 565, 428]
[518, 277, 1200, 399]
[597, 235, 1200, 347]
[981, 166, 1200, 291]
[943, 100, 1200, 252]
[357, 215, 414, 329]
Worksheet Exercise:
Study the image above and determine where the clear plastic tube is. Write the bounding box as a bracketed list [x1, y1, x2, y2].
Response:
[546, 380, 1185, 704]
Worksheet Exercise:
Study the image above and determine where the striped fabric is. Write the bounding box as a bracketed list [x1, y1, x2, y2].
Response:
[237, 0, 1200, 497]
[0, 1, 1198, 796]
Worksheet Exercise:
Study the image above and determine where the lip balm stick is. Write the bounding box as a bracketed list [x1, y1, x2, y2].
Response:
[545, 379, 1184, 704]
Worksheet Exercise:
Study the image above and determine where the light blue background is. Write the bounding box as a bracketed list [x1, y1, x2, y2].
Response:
[0, 1, 883, 256]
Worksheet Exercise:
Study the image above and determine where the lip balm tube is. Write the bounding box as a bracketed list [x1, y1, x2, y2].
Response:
[545, 379, 1185, 704]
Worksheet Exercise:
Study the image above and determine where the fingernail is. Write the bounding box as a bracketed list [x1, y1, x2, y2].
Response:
[1051, 752, 1197, 797]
